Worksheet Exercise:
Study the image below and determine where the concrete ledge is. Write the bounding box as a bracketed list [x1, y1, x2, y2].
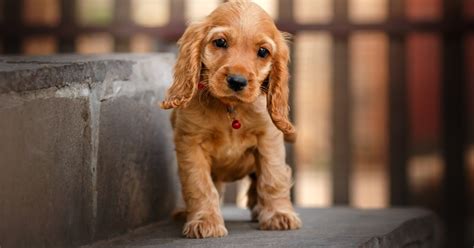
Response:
[0, 54, 179, 248]
[0, 55, 155, 94]
[84, 207, 440, 248]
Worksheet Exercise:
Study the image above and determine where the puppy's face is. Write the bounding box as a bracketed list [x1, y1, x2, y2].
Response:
[161, 1, 296, 137]
[201, 3, 278, 104]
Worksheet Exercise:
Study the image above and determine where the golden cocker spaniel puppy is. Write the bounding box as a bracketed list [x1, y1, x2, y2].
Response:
[160, 0, 301, 238]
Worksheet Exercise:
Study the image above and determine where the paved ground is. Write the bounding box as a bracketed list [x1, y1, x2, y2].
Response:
[84, 207, 438, 248]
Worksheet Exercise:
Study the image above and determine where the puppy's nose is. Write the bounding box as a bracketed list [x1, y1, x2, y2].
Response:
[227, 75, 248, 92]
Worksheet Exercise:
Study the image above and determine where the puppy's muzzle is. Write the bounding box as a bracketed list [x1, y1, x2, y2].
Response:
[227, 74, 248, 92]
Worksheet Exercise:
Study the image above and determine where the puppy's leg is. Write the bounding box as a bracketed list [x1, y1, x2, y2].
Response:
[255, 130, 302, 230]
[176, 139, 227, 238]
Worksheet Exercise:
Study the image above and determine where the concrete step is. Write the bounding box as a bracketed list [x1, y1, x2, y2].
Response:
[84, 207, 439, 248]
[0, 54, 179, 248]
[0, 55, 440, 248]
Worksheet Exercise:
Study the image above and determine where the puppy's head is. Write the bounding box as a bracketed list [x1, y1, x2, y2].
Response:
[161, 0, 295, 136]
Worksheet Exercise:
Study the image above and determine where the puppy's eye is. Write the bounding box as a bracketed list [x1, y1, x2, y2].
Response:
[257, 47, 269, 58]
[214, 38, 228, 48]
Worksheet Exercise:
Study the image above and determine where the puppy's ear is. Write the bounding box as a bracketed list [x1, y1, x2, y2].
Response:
[161, 22, 207, 109]
[267, 32, 296, 141]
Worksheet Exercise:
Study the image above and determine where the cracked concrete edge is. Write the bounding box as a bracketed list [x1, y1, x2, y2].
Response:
[0, 54, 175, 94]
[358, 210, 441, 248]
[85, 54, 175, 240]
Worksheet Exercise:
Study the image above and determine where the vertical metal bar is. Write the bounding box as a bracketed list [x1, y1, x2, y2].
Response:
[169, 0, 185, 24]
[278, 0, 293, 22]
[114, 0, 131, 52]
[59, 0, 76, 53]
[388, 0, 409, 206]
[286, 41, 297, 202]
[442, 36, 468, 248]
[334, 0, 348, 20]
[442, 0, 468, 246]
[388, 36, 409, 206]
[331, 0, 351, 205]
[3, 0, 22, 54]
[278, 0, 297, 202]
[0, 0, 4, 23]
[0, 0, 5, 54]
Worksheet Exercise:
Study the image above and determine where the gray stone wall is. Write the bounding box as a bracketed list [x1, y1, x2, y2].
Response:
[0, 54, 179, 248]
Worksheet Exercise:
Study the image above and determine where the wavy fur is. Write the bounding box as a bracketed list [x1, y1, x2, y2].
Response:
[160, 1, 301, 238]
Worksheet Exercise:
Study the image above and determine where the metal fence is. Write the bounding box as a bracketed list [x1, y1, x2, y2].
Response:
[0, 0, 472, 246]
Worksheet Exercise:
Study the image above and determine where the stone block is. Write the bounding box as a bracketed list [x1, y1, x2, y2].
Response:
[0, 54, 178, 248]
[0, 96, 93, 247]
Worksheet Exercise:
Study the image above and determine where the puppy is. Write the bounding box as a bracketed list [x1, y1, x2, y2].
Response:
[160, 0, 301, 238]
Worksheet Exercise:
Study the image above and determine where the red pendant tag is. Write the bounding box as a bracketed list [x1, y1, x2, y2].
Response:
[232, 120, 241, 129]
[198, 82, 206, 90]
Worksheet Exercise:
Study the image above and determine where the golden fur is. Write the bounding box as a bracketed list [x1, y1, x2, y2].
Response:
[160, 0, 301, 238]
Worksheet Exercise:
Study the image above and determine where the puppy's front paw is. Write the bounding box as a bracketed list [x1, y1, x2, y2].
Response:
[183, 219, 228, 238]
[259, 211, 302, 230]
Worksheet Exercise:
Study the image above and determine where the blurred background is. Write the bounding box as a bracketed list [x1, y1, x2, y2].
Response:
[0, 0, 472, 247]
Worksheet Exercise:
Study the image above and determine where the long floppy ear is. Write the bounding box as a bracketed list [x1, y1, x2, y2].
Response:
[160, 22, 207, 109]
[267, 32, 296, 142]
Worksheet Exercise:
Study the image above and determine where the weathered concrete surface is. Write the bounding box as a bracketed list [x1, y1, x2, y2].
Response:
[84, 207, 439, 248]
[95, 96, 176, 240]
[0, 97, 93, 248]
[0, 54, 179, 248]
[0, 55, 135, 94]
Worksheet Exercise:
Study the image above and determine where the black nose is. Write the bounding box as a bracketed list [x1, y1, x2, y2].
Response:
[227, 75, 248, 92]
